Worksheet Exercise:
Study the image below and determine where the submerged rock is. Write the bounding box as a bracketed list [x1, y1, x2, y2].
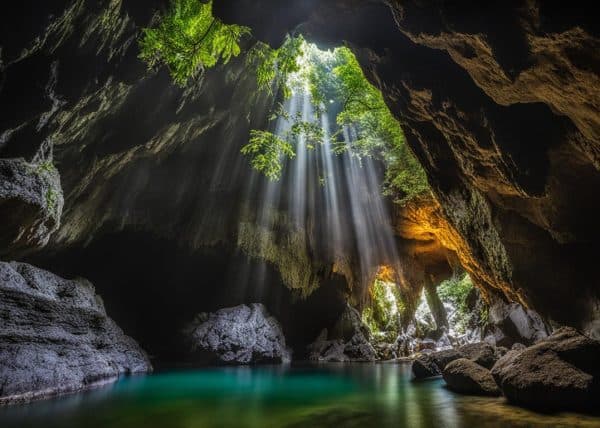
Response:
[308, 305, 377, 362]
[0, 261, 151, 404]
[0, 158, 63, 258]
[491, 327, 600, 411]
[184, 303, 291, 364]
[443, 358, 501, 396]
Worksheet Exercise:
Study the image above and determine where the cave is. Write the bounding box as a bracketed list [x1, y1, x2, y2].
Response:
[1, 1, 599, 427]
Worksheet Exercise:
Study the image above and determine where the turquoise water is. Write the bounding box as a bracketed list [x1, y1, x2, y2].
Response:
[1, 363, 598, 428]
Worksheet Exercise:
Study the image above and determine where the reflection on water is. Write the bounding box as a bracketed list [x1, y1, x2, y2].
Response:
[1, 363, 598, 428]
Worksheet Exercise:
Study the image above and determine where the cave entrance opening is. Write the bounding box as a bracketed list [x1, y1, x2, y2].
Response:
[137, 2, 482, 355]
[235, 40, 410, 306]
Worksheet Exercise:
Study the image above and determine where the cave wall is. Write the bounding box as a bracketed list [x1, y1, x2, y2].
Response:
[214, 0, 600, 331]
[1, 0, 598, 338]
[0, 0, 372, 357]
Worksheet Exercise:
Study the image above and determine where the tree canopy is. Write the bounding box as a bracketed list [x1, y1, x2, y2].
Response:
[244, 41, 430, 203]
[139, 0, 250, 86]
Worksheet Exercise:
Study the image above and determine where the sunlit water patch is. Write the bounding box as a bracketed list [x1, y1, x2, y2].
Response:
[1, 363, 598, 428]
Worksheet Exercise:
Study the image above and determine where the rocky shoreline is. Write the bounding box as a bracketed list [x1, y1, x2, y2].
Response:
[411, 328, 600, 412]
[0, 261, 152, 405]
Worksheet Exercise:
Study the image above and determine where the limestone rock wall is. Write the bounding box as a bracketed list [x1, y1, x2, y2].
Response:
[0, 261, 151, 404]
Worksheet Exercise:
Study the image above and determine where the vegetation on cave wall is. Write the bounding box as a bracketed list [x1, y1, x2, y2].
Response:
[438, 273, 475, 334]
[362, 276, 406, 340]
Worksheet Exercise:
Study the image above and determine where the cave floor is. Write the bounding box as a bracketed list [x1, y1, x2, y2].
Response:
[1, 362, 598, 428]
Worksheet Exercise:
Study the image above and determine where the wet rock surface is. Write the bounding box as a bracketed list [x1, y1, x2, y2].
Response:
[491, 327, 600, 411]
[443, 358, 501, 396]
[412, 342, 503, 378]
[458, 342, 500, 370]
[0, 261, 151, 404]
[184, 304, 291, 364]
[308, 305, 377, 362]
[412, 349, 463, 379]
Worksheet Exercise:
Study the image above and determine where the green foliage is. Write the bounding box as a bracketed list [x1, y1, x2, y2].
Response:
[138, 0, 250, 86]
[247, 40, 429, 204]
[438, 273, 475, 334]
[308, 46, 429, 204]
[362, 279, 405, 336]
[248, 36, 304, 98]
[45, 188, 58, 211]
[35, 160, 58, 175]
[241, 130, 295, 180]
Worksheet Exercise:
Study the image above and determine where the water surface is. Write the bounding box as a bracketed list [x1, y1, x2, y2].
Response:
[1, 363, 598, 428]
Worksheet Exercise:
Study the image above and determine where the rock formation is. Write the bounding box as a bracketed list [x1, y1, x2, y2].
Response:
[412, 342, 504, 379]
[183, 303, 291, 364]
[486, 300, 549, 347]
[491, 327, 600, 411]
[0, 261, 151, 404]
[0, 157, 63, 258]
[442, 358, 501, 396]
[308, 305, 377, 362]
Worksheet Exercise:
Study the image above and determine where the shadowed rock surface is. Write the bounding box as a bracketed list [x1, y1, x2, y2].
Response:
[487, 301, 549, 347]
[491, 327, 600, 411]
[412, 342, 504, 378]
[308, 305, 377, 362]
[183, 303, 291, 364]
[443, 358, 501, 396]
[0, 157, 63, 258]
[0, 261, 151, 404]
[412, 349, 463, 379]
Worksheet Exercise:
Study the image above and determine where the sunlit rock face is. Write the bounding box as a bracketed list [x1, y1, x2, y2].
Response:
[215, 0, 600, 331]
[183, 303, 291, 364]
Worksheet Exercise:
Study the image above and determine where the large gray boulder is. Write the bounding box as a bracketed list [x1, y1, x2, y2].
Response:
[443, 358, 501, 396]
[491, 327, 600, 411]
[184, 303, 291, 364]
[488, 301, 549, 347]
[0, 158, 63, 258]
[308, 305, 377, 362]
[0, 262, 151, 404]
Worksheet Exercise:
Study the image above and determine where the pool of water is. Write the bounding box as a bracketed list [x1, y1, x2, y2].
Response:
[1, 362, 598, 428]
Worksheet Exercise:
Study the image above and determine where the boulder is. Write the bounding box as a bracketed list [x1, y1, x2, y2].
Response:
[491, 327, 600, 411]
[308, 305, 376, 362]
[0, 261, 151, 404]
[412, 342, 504, 378]
[411, 348, 463, 379]
[443, 358, 501, 396]
[184, 303, 291, 364]
[458, 342, 499, 369]
[488, 301, 549, 347]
